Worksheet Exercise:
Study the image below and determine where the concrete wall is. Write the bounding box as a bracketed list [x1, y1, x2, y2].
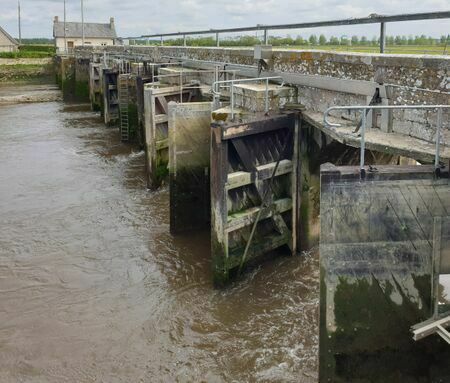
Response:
[320, 163, 450, 382]
[75, 45, 449, 146]
[55, 37, 114, 53]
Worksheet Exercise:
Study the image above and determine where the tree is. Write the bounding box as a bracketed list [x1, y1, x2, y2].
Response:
[319, 34, 327, 45]
[309, 34, 318, 45]
[329, 36, 339, 45]
[360, 36, 368, 45]
[351, 35, 359, 45]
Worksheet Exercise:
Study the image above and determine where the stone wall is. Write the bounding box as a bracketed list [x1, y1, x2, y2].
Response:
[74, 45, 449, 145]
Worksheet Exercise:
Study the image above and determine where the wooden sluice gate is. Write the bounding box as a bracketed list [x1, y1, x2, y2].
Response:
[210, 112, 299, 285]
[89, 61, 103, 112]
[143, 83, 204, 189]
[319, 164, 450, 382]
[103, 69, 119, 126]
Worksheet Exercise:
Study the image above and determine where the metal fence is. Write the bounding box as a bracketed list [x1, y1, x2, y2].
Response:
[127, 11, 450, 53]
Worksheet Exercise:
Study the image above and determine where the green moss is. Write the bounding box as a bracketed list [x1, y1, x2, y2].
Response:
[211, 236, 229, 287]
[74, 80, 90, 102]
[128, 103, 139, 138]
[319, 272, 448, 382]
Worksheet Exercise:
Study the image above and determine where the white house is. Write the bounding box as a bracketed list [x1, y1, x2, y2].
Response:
[0, 26, 19, 52]
[53, 16, 117, 53]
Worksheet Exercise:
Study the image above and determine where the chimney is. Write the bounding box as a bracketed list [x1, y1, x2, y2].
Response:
[110, 17, 115, 28]
[54, 16, 59, 23]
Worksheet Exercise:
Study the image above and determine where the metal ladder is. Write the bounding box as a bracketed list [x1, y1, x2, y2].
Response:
[118, 75, 129, 142]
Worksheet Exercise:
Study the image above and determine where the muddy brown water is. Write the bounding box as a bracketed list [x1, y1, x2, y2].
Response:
[0, 97, 319, 382]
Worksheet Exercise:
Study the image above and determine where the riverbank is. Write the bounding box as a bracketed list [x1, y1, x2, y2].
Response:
[0, 58, 54, 84]
[0, 84, 61, 104]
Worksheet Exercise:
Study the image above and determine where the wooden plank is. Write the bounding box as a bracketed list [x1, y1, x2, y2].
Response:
[155, 114, 169, 124]
[231, 138, 255, 171]
[226, 198, 292, 232]
[211, 124, 230, 286]
[226, 159, 293, 190]
[222, 113, 294, 140]
[156, 138, 169, 150]
[228, 233, 291, 269]
[156, 96, 168, 114]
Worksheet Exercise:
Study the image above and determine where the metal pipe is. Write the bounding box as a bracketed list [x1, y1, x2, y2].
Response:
[265, 78, 269, 113]
[216, 32, 220, 47]
[18, 1, 21, 44]
[380, 22, 386, 53]
[81, 0, 85, 46]
[360, 109, 366, 174]
[263, 29, 268, 45]
[63, 0, 67, 54]
[231, 82, 234, 120]
[435, 108, 443, 170]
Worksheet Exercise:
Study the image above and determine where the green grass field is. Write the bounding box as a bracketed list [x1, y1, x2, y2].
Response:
[276, 45, 448, 55]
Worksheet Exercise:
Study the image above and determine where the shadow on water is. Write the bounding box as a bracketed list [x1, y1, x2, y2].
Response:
[0, 100, 319, 382]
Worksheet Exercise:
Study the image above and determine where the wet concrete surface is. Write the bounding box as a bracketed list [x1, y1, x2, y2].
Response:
[0, 98, 319, 382]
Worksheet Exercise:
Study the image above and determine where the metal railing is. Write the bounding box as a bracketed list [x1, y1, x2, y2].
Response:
[212, 76, 283, 119]
[127, 11, 450, 53]
[323, 105, 449, 176]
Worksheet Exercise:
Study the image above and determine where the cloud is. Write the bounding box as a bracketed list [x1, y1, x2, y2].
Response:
[0, 0, 447, 38]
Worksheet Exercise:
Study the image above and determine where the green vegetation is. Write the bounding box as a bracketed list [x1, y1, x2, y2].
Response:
[0, 63, 54, 83]
[0, 44, 55, 59]
[138, 34, 449, 55]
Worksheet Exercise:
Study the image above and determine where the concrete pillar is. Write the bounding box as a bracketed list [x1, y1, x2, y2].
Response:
[263, 29, 268, 45]
[380, 22, 386, 53]
[168, 102, 212, 234]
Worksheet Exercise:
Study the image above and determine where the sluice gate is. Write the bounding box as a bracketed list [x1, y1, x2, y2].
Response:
[59, 44, 450, 381]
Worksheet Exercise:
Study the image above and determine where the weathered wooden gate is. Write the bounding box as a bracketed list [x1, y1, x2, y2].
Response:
[103, 69, 119, 126]
[210, 113, 299, 285]
[89, 62, 102, 111]
[143, 85, 201, 189]
[319, 164, 450, 382]
[168, 102, 212, 234]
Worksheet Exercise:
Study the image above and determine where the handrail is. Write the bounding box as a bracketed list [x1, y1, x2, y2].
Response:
[211, 76, 283, 119]
[323, 105, 449, 177]
[126, 11, 450, 53]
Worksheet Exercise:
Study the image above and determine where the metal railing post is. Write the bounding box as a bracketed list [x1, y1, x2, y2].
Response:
[161, 36, 163, 46]
[264, 29, 268, 45]
[435, 108, 443, 170]
[231, 81, 235, 120]
[380, 22, 386, 53]
[323, 105, 449, 179]
[216, 32, 220, 47]
[183, 35, 187, 47]
[265, 78, 269, 113]
[360, 109, 366, 176]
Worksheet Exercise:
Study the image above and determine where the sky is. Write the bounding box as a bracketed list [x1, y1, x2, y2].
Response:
[0, 0, 448, 39]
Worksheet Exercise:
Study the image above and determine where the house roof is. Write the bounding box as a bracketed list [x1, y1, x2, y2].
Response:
[53, 21, 117, 39]
[0, 26, 19, 46]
